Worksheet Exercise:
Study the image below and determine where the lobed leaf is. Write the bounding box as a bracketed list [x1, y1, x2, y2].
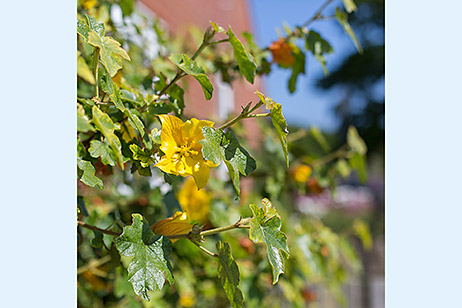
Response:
[87, 30, 130, 77]
[228, 26, 257, 84]
[217, 241, 244, 308]
[169, 54, 213, 100]
[77, 158, 103, 189]
[115, 214, 174, 301]
[92, 106, 124, 169]
[200, 127, 256, 195]
[249, 199, 289, 284]
[129, 144, 155, 168]
[89, 140, 117, 166]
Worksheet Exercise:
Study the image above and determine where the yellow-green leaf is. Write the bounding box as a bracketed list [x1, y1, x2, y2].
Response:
[77, 51, 95, 84]
[87, 30, 131, 77]
[91, 105, 124, 169]
[342, 0, 358, 13]
[77, 158, 103, 189]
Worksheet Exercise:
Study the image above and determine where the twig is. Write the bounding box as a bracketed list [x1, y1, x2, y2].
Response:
[77, 220, 121, 236]
[189, 240, 218, 258]
[308, 144, 349, 167]
[77, 255, 112, 275]
[218, 101, 264, 130]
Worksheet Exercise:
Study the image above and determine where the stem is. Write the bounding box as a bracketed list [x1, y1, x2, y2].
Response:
[208, 39, 229, 46]
[190, 240, 218, 258]
[301, 0, 334, 28]
[92, 48, 100, 98]
[218, 101, 264, 130]
[246, 113, 270, 118]
[158, 29, 216, 97]
[200, 217, 251, 237]
[77, 220, 121, 236]
[77, 255, 112, 275]
[309, 144, 349, 167]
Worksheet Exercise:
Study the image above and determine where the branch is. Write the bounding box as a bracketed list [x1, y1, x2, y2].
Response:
[308, 144, 349, 167]
[77, 255, 112, 275]
[190, 240, 218, 258]
[77, 220, 121, 236]
[218, 101, 264, 130]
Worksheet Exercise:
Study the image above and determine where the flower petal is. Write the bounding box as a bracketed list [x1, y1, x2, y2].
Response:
[178, 177, 210, 223]
[191, 160, 211, 190]
[158, 114, 184, 156]
[151, 211, 193, 242]
[181, 118, 214, 145]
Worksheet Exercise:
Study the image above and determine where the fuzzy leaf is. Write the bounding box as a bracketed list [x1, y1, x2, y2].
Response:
[86, 14, 105, 37]
[92, 106, 124, 169]
[169, 54, 213, 100]
[228, 26, 256, 84]
[217, 241, 244, 308]
[129, 144, 155, 168]
[89, 140, 117, 166]
[77, 159, 103, 189]
[249, 199, 289, 284]
[87, 30, 130, 77]
[335, 7, 363, 53]
[200, 127, 256, 195]
[305, 30, 333, 76]
[115, 214, 174, 301]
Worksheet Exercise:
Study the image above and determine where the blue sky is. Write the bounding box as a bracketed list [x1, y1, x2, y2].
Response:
[248, 0, 361, 131]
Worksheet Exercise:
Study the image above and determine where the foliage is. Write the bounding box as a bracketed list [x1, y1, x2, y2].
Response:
[77, 0, 372, 307]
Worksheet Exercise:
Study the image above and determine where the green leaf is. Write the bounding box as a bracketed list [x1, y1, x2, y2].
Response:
[115, 214, 174, 301]
[200, 126, 225, 165]
[342, 0, 357, 13]
[89, 140, 117, 166]
[129, 144, 155, 168]
[124, 109, 145, 138]
[228, 26, 257, 84]
[77, 19, 90, 40]
[347, 126, 367, 155]
[77, 158, 103, 189]
[77, 103, 95, 133]
[255, 90, 276, 109]
[288, 45, 306, 93]
[169, 54, 213, 100]
[217, 241, 244, 308]
[349, 152, 367, 183]
[86, 14, 105, 37]
[335, 7, 363, 54]
[87, 31, 131, 77]
[269, 103, 289, 168]
[91, 230, 104, 248]
[249, 199, 289, 284]
[305, 30, 333, 76]
[77, 51, 95, 84]
[92, 105, 124, 169]
[119, 0, 135, 16]
[99, 72, 125, 111]
[200, 127, 256, 195]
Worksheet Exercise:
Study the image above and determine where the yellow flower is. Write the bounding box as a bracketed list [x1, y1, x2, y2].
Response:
[292, 165, 312, 183]
[151, 211, 193, 242]
[81, 0, 97, 10]
[178, 177, 210, 223]
[155, 114, 217, 190]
